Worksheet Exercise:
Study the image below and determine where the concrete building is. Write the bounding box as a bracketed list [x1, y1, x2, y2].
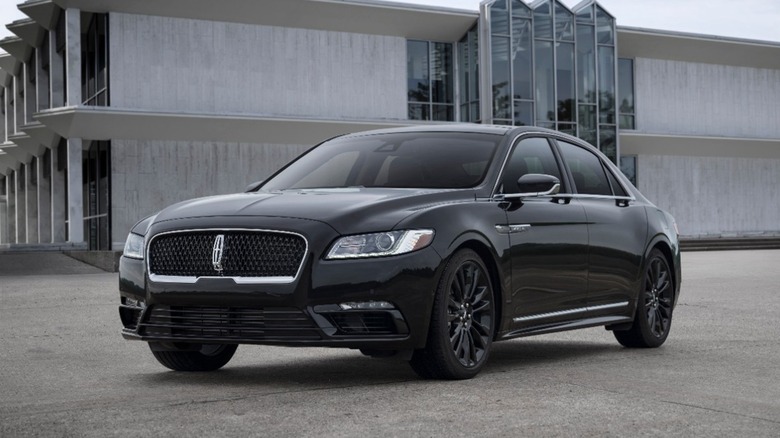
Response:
[1, 0, 779, 252]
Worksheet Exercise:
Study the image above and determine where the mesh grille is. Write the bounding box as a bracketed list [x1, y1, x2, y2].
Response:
[148, 231, 306, 278]
[329, 312, 398, 335]
[139, 306, 321, 341]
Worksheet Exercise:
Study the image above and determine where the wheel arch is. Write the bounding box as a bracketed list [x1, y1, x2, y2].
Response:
[448, 237, 505, 341]
[644, 235, 680, 307]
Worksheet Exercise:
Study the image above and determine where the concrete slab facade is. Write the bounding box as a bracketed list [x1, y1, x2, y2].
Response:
[110, 139, 309, 249]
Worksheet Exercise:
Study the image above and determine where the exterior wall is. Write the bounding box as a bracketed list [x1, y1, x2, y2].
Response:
[109, 13, 407, 120]
[636, 154, 780, 237]
[634, 58, 780, 139]
[110, 139, 309, 249]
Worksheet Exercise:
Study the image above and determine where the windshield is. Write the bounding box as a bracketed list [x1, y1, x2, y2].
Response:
[261, 132, 501, 190]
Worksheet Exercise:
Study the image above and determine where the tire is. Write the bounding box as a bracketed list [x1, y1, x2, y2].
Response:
[614, 249, 674, 348]
[410, 249, 495, 380]
[149, 343, 238, 371]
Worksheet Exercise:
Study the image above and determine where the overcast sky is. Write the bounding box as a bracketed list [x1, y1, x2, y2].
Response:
[1, 0, 779, 42]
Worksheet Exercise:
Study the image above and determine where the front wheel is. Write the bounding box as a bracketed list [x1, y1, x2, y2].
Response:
[150, 343, 238, 371]
[614, 249, 674, 348]
[410, 249, 495, 380]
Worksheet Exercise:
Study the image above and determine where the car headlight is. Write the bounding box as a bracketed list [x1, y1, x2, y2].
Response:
[123, 232, 145, 260]
[326, 229, 434, 260]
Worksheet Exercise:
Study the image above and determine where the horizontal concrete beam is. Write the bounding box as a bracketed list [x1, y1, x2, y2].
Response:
[34, 106, 438, 145]
[620, 131, 780, 159]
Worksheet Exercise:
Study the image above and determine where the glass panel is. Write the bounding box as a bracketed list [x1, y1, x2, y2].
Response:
[491, 35, 511, 119]
[619, 115, 635, 130]
[408, 103, 429, 120]
[575, 3, 594, 23]
[502, 137, 562, 194]
[432, 42, 453, 104]
[494, 119, 513, 125]
[511, 18, 532, 100]
[534, 40, 554, 123]
[513, 100, 533, 126]
[533, 1, 553, 39]
[458, 38, 469, 104]
[618, 58, 635, 115]
[557, 123, 576, 137]
[470, 28, 479, 105]
[598, 46, 615, 124]
[407, 41, 429, 103]
[576, 24, 596, 104]
[557, 140, 612, 195]
[511, 0, 531, 18]
[554, 2, 574, 41]
[460, 104, 469, 122]
[432, 104, 454, 121]
[599, 125, 617, 163]
[578, 104, 597, 146]
[596, 6, 614, 45]
[620, 155, 637, 186]
[491, 0, 510, 35]
[470, 102, 480, 122]
[556, 42, 575, 122]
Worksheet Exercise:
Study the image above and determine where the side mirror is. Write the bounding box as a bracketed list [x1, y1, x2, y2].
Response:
[517, 173, 560, 195]
[244, 181, 263, 192]
[499, 174, 560, 201]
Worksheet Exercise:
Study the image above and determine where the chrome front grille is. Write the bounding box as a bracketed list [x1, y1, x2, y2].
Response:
[148, 230, 307, 282]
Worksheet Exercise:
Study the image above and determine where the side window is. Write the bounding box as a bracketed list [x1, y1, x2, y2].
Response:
[501, 137, 562, 194]
[556, 141, 612, 196]
[605, 167, 628, 197]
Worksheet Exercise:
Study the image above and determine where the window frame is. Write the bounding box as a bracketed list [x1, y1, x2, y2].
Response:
[552, 137, 632, 199]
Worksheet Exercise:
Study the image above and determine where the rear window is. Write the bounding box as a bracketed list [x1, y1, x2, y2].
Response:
[262, 132, 501, 190]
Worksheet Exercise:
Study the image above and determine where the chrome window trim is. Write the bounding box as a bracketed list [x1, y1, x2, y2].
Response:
[513, 301, 629, 323]
[146, 228, 309, 285]
[489, 130, 638, 202]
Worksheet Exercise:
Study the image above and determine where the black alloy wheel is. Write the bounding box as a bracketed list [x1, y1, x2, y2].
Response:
[150, 343, 238, 371]
[614, 249, 674, 348]
[410, 249, 495, 379]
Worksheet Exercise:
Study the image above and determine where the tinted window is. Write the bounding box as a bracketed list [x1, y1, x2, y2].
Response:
[262, 133, 500, 190]
[501, 137, 562, 194]
[556, 141, 611, 195]
[605, 166, 628, 197]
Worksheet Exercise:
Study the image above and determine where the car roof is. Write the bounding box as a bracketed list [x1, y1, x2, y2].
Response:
[338, 123, 564, 139]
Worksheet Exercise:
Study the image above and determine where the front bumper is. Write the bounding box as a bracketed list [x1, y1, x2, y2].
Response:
[119, 226, 443, 350]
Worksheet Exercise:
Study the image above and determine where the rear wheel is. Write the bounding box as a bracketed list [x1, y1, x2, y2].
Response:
[614, 249, 674, 348]
[149, 343, 238, 371]
[410, 249, 495, 380]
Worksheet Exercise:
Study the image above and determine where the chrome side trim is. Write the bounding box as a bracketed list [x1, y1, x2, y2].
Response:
[495, 224, 532, 234]
[146, 228, 309, 285]
[513, 301, 629, 323]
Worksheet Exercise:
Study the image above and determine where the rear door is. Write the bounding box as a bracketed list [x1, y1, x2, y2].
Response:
[554, 140, 647, 311]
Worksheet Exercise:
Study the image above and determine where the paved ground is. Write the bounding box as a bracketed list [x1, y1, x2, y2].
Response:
[1, 250, 779, 437]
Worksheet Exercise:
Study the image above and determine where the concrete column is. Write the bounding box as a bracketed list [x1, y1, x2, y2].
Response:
[7, 172, 16, 243]
[65, 8, 81, 106]
[66, 138, 83, 243]
[15, 167, 26, 243]
[50, 30, 64, 108]
[25, 159, 39, 243]
[51, 141, 66, 242]
[0, 175, 7, 244]
[37, 153, 52, 243]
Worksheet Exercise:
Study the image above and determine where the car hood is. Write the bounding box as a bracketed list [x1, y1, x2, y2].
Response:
[152, 188, 474, 234]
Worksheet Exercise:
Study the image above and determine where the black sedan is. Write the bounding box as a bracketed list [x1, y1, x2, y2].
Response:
[119, 125, 681, 379]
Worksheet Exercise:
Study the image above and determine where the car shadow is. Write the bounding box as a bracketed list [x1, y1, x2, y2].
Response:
[137, 339, 622, 388]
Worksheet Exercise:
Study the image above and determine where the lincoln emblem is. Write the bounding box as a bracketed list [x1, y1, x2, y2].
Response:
[212, 234, 225, 273]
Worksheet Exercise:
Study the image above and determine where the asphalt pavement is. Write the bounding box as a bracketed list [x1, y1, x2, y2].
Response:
[1, 250, 779, 437]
